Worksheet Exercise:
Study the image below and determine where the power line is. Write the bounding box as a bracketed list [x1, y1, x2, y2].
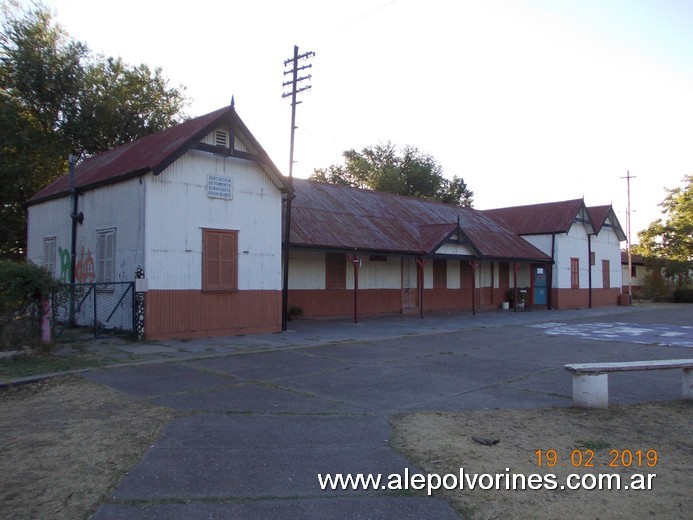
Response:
[621, 170, 636, 301]
[281, 45, 315, 332]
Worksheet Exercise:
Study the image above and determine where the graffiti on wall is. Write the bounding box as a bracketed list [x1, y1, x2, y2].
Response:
[56, 246, 95, 283]
[75, 246, 95, 283]
[58, 247, 71, 282]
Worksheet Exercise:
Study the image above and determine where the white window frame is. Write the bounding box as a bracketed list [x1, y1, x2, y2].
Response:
[96, 228, 116, 287]
[42, 237, 56, 276]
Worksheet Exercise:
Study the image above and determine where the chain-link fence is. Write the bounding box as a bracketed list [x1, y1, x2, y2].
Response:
[52, 282, 135, 341]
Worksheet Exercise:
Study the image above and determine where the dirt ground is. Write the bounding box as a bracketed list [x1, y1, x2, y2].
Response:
[1, 377, 691, 520]
[0, 377, 173, 520]
[392, 402, 692, 520]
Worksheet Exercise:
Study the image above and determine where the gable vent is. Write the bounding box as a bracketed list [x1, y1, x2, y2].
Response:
[215, 130, 229, 148]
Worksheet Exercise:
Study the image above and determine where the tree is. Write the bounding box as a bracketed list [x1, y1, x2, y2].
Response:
[633, 175, 692, 285]
[310, 142, 474, 207]
[634, 175, 692, 262]
[0, 1, 187, 260]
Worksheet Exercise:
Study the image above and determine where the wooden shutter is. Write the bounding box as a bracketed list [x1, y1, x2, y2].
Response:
[498, 262, 509, 289]
[460, 261, 474, 288]
[325, 253, 346, 289]
[433, 259, 447, 289]
[42, 238, 56, 275]
[570, 258, 580, 289]
[97, 229, 115, 284]
[203, 229, 237, 291]
[602, 259, 610, 289]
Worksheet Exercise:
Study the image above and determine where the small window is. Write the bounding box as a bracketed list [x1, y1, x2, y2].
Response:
[433, 259, 447, 289]
[570, 257, 580, 289]
[630, 264, 636, 277]
[202, 229, 238, 291]
[42, 237, 56, 276]
[97, 229, 115, 286]
[325, 253, 346, 290]
[215, 130, 229, 148]
[590, 252, 596, 266]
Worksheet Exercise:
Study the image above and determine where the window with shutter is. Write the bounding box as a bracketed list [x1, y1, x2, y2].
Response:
[97, 229, 115, 286]
[433, 259, 447, 289]
[602, 259, 610, 289]
[325, 253, 346, 289]
[42, 237, 56, 276]
[202, 229, 238, 291]
[570, 257, 580, 289]
[460, 261, 474, 288]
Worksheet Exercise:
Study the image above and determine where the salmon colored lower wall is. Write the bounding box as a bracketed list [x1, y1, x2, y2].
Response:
[551, 288, 621, 309]
[145, 290, 281, 340]
[288, 289, 402, 318]
[290, 288, 497, 317]
[423, 288, 474, 311]
[589, 288, 621, 307]
[552, 289, 589, 309]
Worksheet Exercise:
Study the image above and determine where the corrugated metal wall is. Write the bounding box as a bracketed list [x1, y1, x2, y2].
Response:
[145, 149, 282, 291]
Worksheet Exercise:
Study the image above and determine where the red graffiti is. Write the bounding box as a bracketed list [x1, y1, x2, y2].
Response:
[75, 246, 95, 284]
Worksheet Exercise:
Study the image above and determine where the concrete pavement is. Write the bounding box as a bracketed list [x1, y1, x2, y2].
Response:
[76, 303, 691, 519]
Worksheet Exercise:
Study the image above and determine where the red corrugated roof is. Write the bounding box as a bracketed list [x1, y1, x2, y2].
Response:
[28, 106, 288, 204]
[288, 179, 551, 261]
[483, 199, 587, 235]
[587, 205, 626, 240]
[586, 205, 611, 234]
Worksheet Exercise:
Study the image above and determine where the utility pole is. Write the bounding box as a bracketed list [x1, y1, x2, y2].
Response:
[621, 170, 636, 302]
[281, 45, 315, 331]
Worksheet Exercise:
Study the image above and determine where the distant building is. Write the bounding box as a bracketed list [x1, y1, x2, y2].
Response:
[287, 179, 551, 319]
[484, 201, 625, 308]
[621, 252, 647, 295]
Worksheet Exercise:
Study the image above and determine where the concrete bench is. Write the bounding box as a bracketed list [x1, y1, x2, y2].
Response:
[564, 359, 693, 408]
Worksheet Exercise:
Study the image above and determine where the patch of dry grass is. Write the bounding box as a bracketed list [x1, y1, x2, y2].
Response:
[392, 402, 692, 520]
[0, 377, 173, 519]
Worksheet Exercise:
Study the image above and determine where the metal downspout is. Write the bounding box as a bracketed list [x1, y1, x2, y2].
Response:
[549, 234, 556, 310]
[588, 234, 593, 308]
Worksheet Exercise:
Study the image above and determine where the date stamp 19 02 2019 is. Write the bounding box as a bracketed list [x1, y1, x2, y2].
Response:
[534, 449, 659, 468]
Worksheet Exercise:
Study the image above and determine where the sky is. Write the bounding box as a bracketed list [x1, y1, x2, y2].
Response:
[32, 0, 693, 241]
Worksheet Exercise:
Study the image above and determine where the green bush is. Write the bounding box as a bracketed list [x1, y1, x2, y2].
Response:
[673, 288, 693, 303]
[0, 260, 61, 350]
[636, 271, 674, 301]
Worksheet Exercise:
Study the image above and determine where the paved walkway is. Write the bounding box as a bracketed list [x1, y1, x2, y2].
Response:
[74, 303, 692, 519]
[50, 303, 662, 368]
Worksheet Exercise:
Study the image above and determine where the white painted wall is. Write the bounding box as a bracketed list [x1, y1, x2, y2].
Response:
[447, 260, 460, 288]
[347, 256, 401, 290]
[80, 178, 146, 282]
[290, 252, 404, 290]
[522, 234, 554, 257]
[288, 251, 325, 289]
[27, 178, 146, 331]
[436, 243, 476, 256]
[591, 225, 623, 289]
[554, 223, 590, 289]
[144, 149, 283, 291]
[27, 197, 72, 280]
[27, 178, 145, 282]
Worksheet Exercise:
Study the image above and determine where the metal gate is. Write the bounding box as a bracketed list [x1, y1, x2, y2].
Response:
[52, 281, 136, 341]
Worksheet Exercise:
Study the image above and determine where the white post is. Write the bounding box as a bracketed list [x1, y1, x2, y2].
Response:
[683, 369, 693, 400]
[40, 297, 52, 343]
[572, 373, 609, 408]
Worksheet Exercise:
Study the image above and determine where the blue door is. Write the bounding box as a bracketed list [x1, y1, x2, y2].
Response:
[534, 266, 547, 305]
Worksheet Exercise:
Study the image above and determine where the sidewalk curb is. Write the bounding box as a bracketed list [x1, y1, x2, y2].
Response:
[0, 304, 677, 389]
